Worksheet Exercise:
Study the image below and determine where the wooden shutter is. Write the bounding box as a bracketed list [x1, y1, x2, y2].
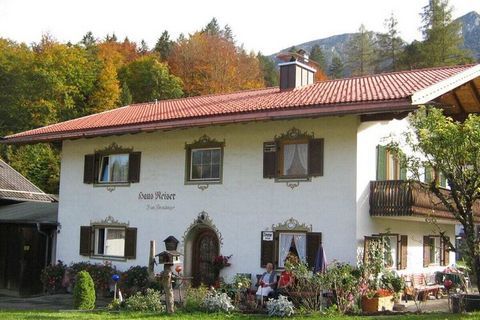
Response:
[442, 236, 450, 266]
[425, 166, 433, 183]
[124, 227, 137, 259]
[263, 142, 277, 179]
[260, 231, 275, 267]
[376, 145, 387, 180]
[439, 172, 447, 188]
[399, 235, 408, 270]
[83, 154, 96, 184]
[128, 152, 142, 183]
[79, 226, 92, 256]
[308, 139, 324, 177]
[306, 232, 322, 269]
[423, 236, 431, 267]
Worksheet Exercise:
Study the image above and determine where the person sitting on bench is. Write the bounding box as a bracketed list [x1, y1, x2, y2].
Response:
[256, 262, 277, 301]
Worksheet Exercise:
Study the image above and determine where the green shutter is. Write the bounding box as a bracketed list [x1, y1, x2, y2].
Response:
[439, 172, 447, 188]
[399, 150, 407, 180]
[376, 145, 387, 180]
[425, 166, 433, 183]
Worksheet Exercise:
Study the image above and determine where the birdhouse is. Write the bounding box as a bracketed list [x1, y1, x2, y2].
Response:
[164, 236, 179, 251]
[156, 250, 181, 265]
[156, 235, 182, 265]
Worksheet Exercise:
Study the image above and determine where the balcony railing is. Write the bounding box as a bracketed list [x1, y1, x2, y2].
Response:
[369, 180, 480, 220]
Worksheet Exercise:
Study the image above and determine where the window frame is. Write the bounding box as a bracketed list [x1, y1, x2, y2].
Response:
[97, 153, 130, 184]
[277, 231, 307, 268]
[185, 135, 225, 185]
[93, 226, 126, 258]
[188, 147, 223, 182]
[427, 235, 442, 266]
[277, 139, 310, 180]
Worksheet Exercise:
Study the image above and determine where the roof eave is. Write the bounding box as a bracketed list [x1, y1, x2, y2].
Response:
[1, 99, 414, 144]
[411, 64, 480, 105]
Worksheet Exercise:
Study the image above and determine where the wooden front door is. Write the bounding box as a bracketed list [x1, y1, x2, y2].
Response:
[192, 229, 219, 287]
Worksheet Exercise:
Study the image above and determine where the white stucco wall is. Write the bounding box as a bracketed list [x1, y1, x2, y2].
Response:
[56, 116, 358, 280]
[356, 119, 456, 273]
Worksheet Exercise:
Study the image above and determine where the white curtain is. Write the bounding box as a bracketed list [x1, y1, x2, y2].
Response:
[293, 234, 307, 263]
[111, 155, 129, 182]
[279, 234, 294, 267]
[297, 144, 308, 174]
[283, 145, 296, 175]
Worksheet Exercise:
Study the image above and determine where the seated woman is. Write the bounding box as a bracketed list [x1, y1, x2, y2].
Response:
[276, 253, 298, 298]
[256, 262, 277, 301]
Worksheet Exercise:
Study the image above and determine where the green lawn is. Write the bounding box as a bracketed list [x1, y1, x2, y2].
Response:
[1, 311, 480, 320]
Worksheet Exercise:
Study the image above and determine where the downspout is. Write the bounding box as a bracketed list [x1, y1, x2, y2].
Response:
[36, 223, 50, 267]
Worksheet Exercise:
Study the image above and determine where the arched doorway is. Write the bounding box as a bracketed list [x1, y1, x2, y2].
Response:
[191, 228, 219, 287]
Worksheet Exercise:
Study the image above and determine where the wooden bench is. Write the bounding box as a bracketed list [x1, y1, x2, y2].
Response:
[404, 274, 442, 302]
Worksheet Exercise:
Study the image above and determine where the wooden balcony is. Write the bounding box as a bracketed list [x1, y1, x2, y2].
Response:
[369, 180, 480, 221]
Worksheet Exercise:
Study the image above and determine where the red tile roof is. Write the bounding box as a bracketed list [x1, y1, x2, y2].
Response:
[3, 64, 478, 143]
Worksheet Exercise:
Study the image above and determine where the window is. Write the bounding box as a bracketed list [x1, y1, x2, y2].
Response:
[94, 227, 125, 257]
[364, 234, 408, 270]
[79, 224, 137, 259]
[377, 145, 406, 180]
[185, 135, 224, 184]
[99, 154, 129, 183]
[190, 148, 222, 181]
[423, 235, 449, 267]
[263, 128, 324, 180]
[83, 145, 141, 185]
[260, 224, 322, 270]
[277, 233, 307, 268]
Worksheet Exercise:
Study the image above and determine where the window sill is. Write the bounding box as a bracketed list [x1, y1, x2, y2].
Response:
[89, 255, 128, 262]
[185, 180, 222, 185]
[275, 176, 311, 183]
[93, 182, 131, 188]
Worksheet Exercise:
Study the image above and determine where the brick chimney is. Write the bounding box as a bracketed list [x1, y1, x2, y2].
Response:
[278, 49, 317, 90]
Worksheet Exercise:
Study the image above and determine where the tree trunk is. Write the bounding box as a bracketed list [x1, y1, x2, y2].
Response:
[163, 265, 174, 314]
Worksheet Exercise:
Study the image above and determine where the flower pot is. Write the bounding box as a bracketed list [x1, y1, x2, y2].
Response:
[361, 295, 394, 313]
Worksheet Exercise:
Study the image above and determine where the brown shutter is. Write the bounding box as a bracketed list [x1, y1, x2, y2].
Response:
[399, 235, 408, 270]
[128, 152, 142, 183]
[260, 231, 275, 267]
[423, 236, 431, 267]
[124, 227, 137, 259]
[308, 138, 324, 177]
[263, 142, 277, 178]
[79, 226, 92, 256]
[306, 232, 322, 269]
[83, 154, 96, 184]
[442, 236, 450, 266]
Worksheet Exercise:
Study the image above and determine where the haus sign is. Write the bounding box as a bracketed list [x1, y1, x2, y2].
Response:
[138, 191, 176, 211]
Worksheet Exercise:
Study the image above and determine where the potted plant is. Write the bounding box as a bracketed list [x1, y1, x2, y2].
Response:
[212, 254, 232, 285]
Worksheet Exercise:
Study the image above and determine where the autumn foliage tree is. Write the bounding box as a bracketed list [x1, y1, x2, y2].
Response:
[168, 22, 264, 96]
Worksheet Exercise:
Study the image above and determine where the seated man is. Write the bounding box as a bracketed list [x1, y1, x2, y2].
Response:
[256, 262, 277, 301]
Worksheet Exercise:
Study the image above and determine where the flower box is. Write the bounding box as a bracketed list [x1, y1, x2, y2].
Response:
[361, 295, 394, 313]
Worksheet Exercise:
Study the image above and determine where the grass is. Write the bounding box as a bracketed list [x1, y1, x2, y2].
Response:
[1, 311, 480, 320]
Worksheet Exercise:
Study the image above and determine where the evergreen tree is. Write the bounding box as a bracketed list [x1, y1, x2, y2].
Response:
[309, 44, 327, 73]
[328, 54, 344, 79]
[399, 40, 424, 70]
[420, 0, 473, 66]
[203, 18, 221, 36]
[138, 40, 149, 55]
[154, 30, 173, 61]
[119, 81, 132, 106]
[377, 13, 405, 72]
[80, 31, 96, 48]
[346, 24, 376, 76]
[105, 33, 118, 43]
[257, 53, 279, 87]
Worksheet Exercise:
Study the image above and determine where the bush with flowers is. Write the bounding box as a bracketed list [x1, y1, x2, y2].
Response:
[68, 261, 117, 296]
[212, 254, 232, 277]
[40, 260, 67, 294]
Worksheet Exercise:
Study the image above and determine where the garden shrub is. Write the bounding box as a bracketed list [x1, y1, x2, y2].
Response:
[73, 271, 96, 310]
[266, 295, 294, 317]
[125, 288, 165, 312]
[202, 289, 235, 313]
[286, 261, 324, 312]
[40, 260, 67, 294]
[119, 265, 154, 297]
[183, 285, 209, 312]
[69, 261, 117, 295]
